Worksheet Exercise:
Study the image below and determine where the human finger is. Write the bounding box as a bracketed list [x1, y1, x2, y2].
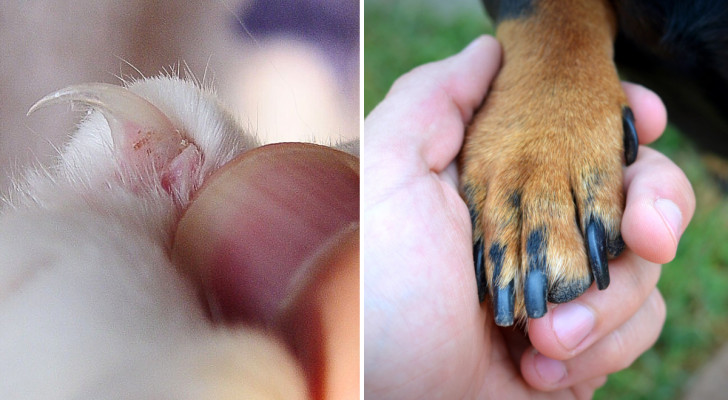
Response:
[527, 249, 661, 360]
[172, 143, 359, 325]
[521, 288, 665, 391]
[621, 146, 695, 263]
[364, 35, 501, 174]
[277, 226, 360, 400]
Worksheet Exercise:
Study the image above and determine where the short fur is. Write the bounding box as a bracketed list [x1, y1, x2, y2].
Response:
[612, 0, 728, 158]
[463, 0, 631, 325]
[466, 0, 728, 325]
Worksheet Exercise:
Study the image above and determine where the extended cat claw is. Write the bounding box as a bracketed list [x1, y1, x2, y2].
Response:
[623, 106, 638, 165]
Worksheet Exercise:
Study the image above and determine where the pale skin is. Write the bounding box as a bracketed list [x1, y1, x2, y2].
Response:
[363, 36, 695, 399]
[173, 143, 360, 400]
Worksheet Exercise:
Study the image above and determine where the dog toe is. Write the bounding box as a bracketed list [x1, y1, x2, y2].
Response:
[548, 276, 593, 304]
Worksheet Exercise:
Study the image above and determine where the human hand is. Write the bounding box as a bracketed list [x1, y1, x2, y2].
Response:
[363, 35, 695, 399]
[173, 143, 360, 400]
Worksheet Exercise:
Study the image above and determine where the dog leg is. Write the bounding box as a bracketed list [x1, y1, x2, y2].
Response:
[463, 0, 638, 326]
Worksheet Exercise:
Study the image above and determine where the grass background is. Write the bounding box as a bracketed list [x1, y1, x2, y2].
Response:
[364, 1, 728, 398]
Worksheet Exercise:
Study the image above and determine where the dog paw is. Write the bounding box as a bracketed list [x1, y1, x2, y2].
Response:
[462, 78, 637, 327]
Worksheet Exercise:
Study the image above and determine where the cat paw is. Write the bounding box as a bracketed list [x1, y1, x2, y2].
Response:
[462, 88, 637, 327]
[26, 77, 256, 207]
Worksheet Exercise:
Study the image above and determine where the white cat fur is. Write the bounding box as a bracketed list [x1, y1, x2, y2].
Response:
[0, 76, 308, 399]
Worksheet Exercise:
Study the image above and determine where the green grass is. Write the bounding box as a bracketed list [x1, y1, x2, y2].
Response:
[364, 2, 491, 114]
[364, 2, 728, 398]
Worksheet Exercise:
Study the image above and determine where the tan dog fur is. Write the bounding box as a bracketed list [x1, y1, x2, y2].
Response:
[462, 0, 629, 324]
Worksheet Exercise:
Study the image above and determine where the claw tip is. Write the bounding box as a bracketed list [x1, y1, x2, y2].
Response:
[586, 219, 610, 290]
[525, 270, 547, 318]
[493, 281, 515, 326]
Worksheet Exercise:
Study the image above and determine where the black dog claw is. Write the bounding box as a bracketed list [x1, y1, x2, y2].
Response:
[586, 219, 610, 290]
[525, 269, 547, 318]
[467, 193, 488, 302]
[493, 280, 515, 326]
[473, 239, 487, 302]
[489, 243, 514, 326]
[623, 106, 638, 165]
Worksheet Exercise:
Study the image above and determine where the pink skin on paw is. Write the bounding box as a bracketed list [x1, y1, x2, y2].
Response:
[160, 142, 203, 202]
[28, 82, 202, 201]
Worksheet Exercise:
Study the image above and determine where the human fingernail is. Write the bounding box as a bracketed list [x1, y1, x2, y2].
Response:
[534, 352, 567, 384]
[552, 302, 595, 350]
[655, 198, 682, 241]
